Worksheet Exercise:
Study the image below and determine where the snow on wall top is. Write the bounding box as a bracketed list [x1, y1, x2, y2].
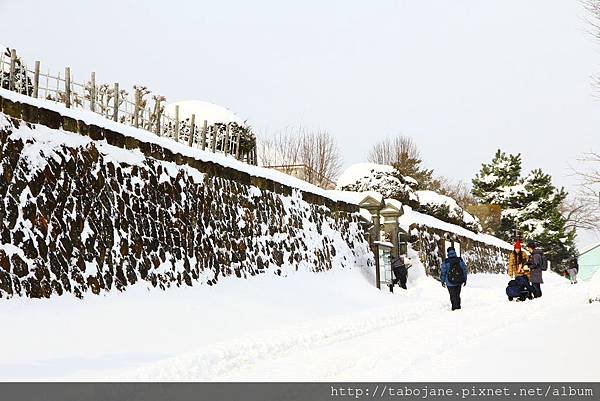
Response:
[0, 88, 355, 205]
[399, 205, 512, 250]
[165, 100, 246, 126]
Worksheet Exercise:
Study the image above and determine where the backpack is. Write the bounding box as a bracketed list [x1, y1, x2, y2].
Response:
[532, 252, 547, 271]
[447, 257, 465, 285]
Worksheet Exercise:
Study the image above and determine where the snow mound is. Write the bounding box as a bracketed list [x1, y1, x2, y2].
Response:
[336, 163, 397, 188]
[165, 100, 245, 126]
[588, 269, 600, 303]
[416, 190, 463, 219]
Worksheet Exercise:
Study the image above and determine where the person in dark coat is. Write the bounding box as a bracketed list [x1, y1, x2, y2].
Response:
[391, 254, 410, 290]
[526, 242, 545, 298]
[440, 247, 468, 311]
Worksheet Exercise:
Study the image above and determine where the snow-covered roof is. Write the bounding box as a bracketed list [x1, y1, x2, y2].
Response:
[165, 100, 245, 126]
[579, 242, 600, 257]
[336, 163, 396, 188]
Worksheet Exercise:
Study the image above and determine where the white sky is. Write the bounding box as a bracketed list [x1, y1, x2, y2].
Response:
[1, 0, 599, 246]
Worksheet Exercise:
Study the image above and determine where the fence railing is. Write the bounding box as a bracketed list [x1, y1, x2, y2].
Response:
[0, 48, 258, 165]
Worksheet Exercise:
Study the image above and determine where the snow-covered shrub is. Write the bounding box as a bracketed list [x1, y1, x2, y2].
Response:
[338, 163, 481, 232]
[337, 163, 419, 208]
[416, 191, 482, 233]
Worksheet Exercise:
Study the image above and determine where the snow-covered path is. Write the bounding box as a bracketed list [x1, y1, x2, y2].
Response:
[217, 275, 599, 382]
[1, 261, 598, 381]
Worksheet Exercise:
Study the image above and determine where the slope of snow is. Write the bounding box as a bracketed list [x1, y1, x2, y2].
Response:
[589, 269, 600, 303]
[0, 247, 597, 381]
[164, 100, 245, 126]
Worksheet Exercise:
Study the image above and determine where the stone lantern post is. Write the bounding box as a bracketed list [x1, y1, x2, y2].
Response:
[380, 199, 403, 258]
[358, 193, 385, 288]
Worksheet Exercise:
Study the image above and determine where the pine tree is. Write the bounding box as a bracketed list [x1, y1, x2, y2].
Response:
[472, 150, 522, 204]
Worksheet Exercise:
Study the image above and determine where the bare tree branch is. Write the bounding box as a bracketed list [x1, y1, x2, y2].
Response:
[367, 136, 421, 165]
[257, 126, 343, 188]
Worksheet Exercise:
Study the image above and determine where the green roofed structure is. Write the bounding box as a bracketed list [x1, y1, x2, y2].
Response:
[578, 242, 600, 282]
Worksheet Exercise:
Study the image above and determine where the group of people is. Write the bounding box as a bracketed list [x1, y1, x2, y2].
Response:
[390, 239, 575, 311]
[436, 240, 548, 310]
[506, 240, 547, 301]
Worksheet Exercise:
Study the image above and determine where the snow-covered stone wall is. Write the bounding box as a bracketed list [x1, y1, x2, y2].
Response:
[410, 224, 510, 278]
[0, 95, 371, 299]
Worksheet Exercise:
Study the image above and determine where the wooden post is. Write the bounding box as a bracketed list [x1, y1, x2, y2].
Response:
[113, 83, 119, 122]
[90, 72, 96, 112]
[155, 98, 162, 135]
[8, 49, 16, 91]
[45, 68, 49, 99]
[33, 61, 40, 99]
[211, 125, 217, 153]
[200, 120, 207, 150]
[224, 124, 230, 155]
[188, 114, 196, 147]
[235, 127, 242, 159]
[373, 244, 381, 290]
[24, 65, 30, 96]
[133, 87, 140, 128]
[174, 105, 180, 142]
[65, 67, 71, 108]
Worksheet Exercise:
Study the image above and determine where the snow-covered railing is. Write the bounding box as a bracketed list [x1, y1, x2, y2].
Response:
[0, 47, 257, 165]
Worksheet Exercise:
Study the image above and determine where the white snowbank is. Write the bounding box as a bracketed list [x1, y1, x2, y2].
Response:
[1, 252, 597, 381]
[588, 268, 600, 303]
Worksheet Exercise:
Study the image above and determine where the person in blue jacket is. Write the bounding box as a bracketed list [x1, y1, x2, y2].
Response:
[440, 247, 468, 311]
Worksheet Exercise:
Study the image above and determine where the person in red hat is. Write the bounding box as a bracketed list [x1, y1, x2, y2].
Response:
[508, 240, 530, 280]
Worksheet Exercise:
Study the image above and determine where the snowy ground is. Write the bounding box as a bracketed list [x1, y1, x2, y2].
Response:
[1, 251, 599, 382]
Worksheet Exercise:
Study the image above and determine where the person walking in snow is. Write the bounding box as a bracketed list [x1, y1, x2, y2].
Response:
[391, 254, 410, 290]
[567, 257, 579, 284]
[440, 247, 468, 311]
[525, 242, 546, 298]
[508, 240, 530, 280]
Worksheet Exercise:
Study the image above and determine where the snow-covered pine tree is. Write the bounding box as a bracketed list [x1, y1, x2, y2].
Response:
[511, 169, 576, 266]
[472, 150, 577, 268]
[472, 149, 522, 204]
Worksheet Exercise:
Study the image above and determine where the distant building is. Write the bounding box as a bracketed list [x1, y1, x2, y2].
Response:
[578, 242, 600, 281]
[268, 164, 336, 190]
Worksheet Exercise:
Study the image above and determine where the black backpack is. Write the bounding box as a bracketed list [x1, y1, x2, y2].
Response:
[447, 257, 465, 285]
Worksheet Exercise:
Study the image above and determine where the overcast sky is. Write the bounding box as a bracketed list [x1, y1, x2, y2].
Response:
[1, 0, 599, 246]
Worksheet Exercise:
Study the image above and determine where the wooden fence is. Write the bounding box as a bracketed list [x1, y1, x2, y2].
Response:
[0, 48, 258, 165]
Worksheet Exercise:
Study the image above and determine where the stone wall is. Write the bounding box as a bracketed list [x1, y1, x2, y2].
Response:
[0, 95, 371, 299]
[410, 224, 510, 279]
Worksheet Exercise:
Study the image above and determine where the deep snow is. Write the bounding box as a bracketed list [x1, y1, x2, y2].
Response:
[1, 249, 598, 382]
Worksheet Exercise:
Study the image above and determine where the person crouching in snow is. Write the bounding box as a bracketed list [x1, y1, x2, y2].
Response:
[440, 247, 468, 311]
[508, 240, 530, 280]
